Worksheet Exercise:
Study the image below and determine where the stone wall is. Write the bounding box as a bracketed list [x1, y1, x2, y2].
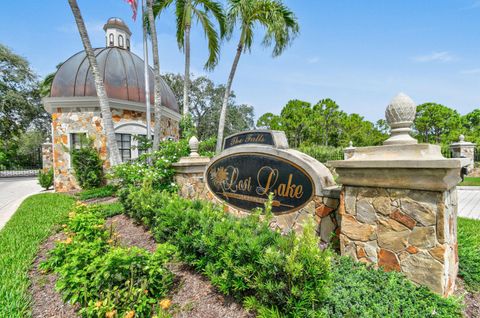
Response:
[52, 107, 179, 192]
[174, 169, 341, 242]
[42, 142, 53, 170]
[339, 186, 458, 296]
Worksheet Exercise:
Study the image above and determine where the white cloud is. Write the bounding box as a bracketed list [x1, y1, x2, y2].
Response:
[460, 68, 480, 75]
[463, 0, 480, 9]
[412, 51, 455, 63]
[307, 56, 320, 64]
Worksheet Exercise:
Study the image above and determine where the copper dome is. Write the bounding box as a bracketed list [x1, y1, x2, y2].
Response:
[50, 47, 179, 113]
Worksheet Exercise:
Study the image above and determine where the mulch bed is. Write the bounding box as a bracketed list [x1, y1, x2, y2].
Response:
[455, 277, 480, 318]
[29, 214, 252, 318]
[29, 231, 79, 318]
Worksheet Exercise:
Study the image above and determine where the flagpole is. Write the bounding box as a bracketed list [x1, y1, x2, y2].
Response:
[141, 0, 152, 152]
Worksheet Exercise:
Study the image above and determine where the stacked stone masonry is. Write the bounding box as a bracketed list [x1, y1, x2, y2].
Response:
[42, 143, 53, 170]
[339, 185, 458, 296]
[52, 107, 179, 192]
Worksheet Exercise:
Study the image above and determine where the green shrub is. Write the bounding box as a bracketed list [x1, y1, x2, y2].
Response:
[71, 142, 104, 189]
[41, 204, 175, 317]
[77, 185, 117, 200]
[121, 186, 462, 318]
[298, 144, 343, 163]
[110, 140, 189, 192]
[199, 137, 216, 157]
[458, 217, 480, 291]
[320, 257, 462, 317]
[122, 186, 333, 317]
[38, 168, 54, 190]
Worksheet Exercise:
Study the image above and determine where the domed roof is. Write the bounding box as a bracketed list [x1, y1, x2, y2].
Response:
[50, 47, 179, 113]
[104, 17, 131, 35]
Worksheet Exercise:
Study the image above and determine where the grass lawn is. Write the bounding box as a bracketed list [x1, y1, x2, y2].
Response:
[0, 193, 75, 318]
[458, 217, 480, 291]
[459, 177, 480, 186]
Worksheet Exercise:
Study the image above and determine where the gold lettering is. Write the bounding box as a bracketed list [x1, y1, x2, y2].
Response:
[294, 185, 303, 198]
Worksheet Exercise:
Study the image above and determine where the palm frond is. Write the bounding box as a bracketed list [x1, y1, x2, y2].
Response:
[153, 0, 174, 17]
[175, 0, 188, 50]
[198, 0, 227, 38]
[192, 7, 220, 70]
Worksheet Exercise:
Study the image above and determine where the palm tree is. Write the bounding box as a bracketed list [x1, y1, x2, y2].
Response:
[67, 0, 122, 165]
[147, 0, 163, 151]
[153, 0, 226, 118]
[215, 0, 299, 153]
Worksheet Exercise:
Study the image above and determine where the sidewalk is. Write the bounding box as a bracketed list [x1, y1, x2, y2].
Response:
[458, 187, 480, 219]
[0, 177, 43, 230]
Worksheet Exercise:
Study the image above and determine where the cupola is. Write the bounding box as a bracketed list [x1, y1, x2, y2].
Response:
[103, 17, 131, 50]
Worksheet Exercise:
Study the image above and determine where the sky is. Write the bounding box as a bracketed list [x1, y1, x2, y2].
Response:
[1, 0, 479, 123]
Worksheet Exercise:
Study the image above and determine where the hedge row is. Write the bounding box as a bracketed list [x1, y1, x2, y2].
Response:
[120, 185, 462, 318]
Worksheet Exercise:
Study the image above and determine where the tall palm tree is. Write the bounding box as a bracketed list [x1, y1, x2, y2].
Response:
[215, 0, 299, 153]
[67, 0, 122, 165]
[153, 0, 226, 118]
[147, 0, 163, 151]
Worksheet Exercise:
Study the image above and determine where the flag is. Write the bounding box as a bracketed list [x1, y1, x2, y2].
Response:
[125, 0, 138, 21]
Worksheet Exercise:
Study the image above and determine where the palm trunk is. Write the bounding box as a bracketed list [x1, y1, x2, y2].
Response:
[67, 0, 121, 166]
[147, 0, 162, 151]
[215, 39, 243, 153]
[183, 24, 191, 117]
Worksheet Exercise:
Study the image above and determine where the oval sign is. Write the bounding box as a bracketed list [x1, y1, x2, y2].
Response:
[206, 153, 314, 214]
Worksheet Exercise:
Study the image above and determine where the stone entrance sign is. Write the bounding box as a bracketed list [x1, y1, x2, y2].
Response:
[223, 130, 289, 150]
[206, 153, 315, 213]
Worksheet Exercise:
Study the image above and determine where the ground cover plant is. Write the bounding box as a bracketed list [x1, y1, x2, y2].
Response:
[41, 203, 176, 317]
[460, 177, 480, 187]
[458, 217, 480, 291]
[0, 193, 75, 318]
[77, 184, 117, 201]
[121, 185, 463, 318]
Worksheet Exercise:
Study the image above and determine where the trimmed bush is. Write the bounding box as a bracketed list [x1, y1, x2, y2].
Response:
[71, 143, 104, 189]
[38, 168, 54, 190]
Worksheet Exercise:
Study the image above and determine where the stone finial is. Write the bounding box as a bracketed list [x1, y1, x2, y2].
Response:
[383, 93, 418, 146]
[348, 141, 353, 148]
[459, 134, 465, 142]
[189, 136, 200, 157]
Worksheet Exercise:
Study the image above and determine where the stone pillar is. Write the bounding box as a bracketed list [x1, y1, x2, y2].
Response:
[344, 141, 356, 160]
[450, 135, 476, 173]
[332, 93, 462, 296]
[41, 142, 53, 170]
[172, 136, 211, 200]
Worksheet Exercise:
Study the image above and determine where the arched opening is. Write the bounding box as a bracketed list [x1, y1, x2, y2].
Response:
[109, 34, 114, 46]
[118, 35, 124, 48]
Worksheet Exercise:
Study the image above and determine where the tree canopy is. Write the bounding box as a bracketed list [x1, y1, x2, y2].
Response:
[258, 98, 480, 149]
[163, 73, 254, 140]
[257, 98, 389, 148]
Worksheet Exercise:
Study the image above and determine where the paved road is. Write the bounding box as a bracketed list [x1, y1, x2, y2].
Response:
[458, 187, 480, 219]
[0, 177, 43, 230]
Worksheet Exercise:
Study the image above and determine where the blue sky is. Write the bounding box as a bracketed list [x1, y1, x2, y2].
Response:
[1, 0, 479, 122]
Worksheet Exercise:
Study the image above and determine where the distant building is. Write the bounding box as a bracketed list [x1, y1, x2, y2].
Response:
[42, 17, 180, 192]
